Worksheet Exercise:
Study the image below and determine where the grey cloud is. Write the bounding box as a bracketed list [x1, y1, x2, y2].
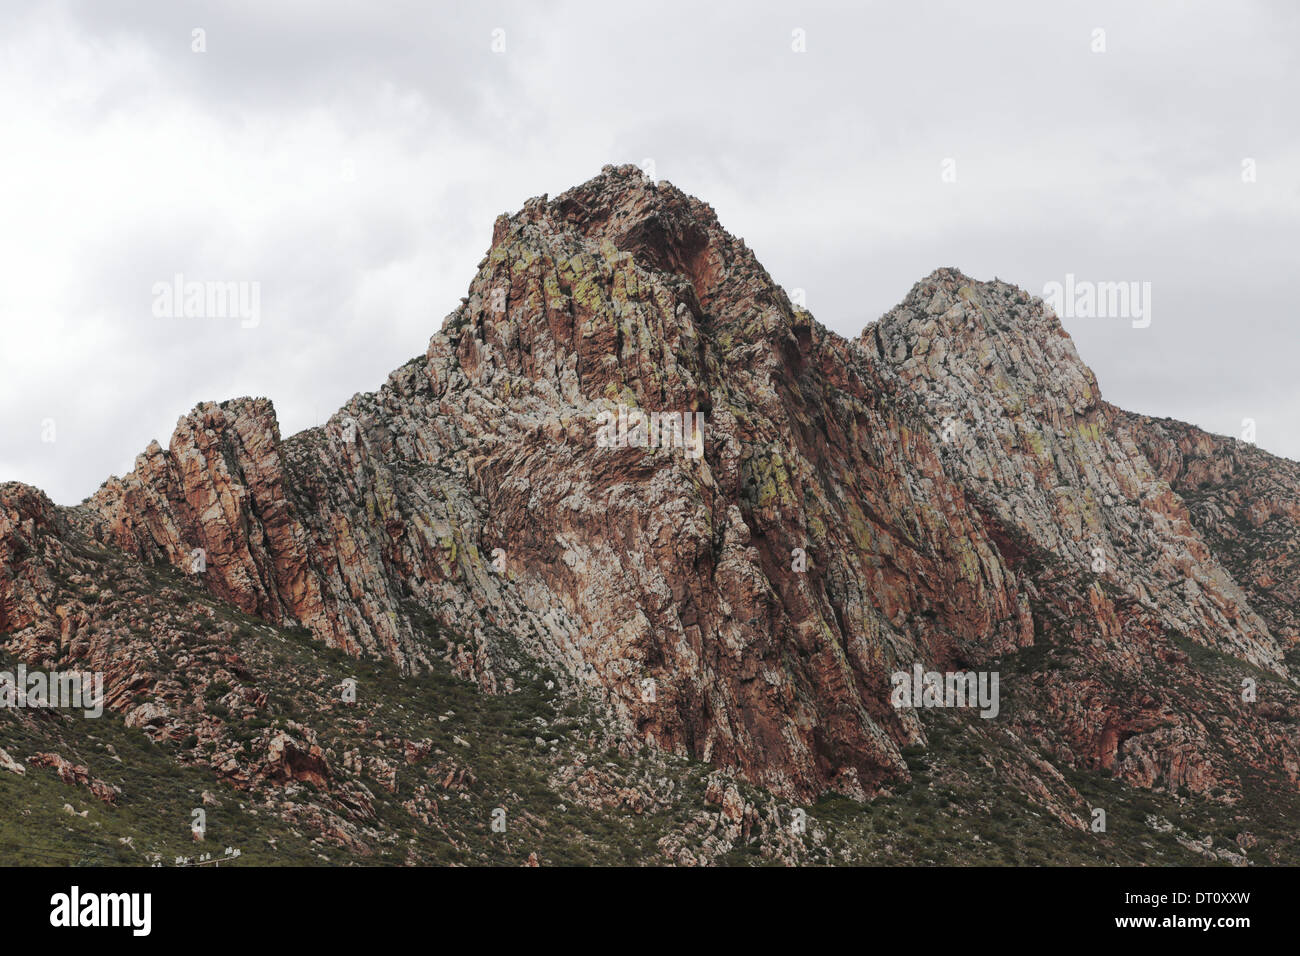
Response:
[0, 0, 1296, 504]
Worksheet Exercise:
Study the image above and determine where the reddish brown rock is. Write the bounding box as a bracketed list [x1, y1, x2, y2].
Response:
[28, 752, 121, 804]
[3, 164, 1299, 824]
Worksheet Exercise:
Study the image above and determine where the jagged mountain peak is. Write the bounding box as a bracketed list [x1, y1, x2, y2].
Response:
[480, 165, 795, 333]
[4, 170, 1300, 850]
[499, 163, 723, 248]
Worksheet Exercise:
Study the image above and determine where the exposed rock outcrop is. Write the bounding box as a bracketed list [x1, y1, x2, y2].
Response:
[3, 165, 1298, 841]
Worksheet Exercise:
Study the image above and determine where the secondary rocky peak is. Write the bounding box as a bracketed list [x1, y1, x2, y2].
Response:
[864, 267, 1283, 676]
[867, 267, 1095, 403]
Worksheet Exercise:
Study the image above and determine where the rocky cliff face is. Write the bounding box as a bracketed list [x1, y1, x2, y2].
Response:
[3, 166, 1299, 863]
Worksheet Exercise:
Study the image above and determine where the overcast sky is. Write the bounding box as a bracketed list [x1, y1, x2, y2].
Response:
[1, 0, 1296, 505]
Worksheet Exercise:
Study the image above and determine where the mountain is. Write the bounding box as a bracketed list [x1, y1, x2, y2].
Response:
[3, 165, 1299, 866]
